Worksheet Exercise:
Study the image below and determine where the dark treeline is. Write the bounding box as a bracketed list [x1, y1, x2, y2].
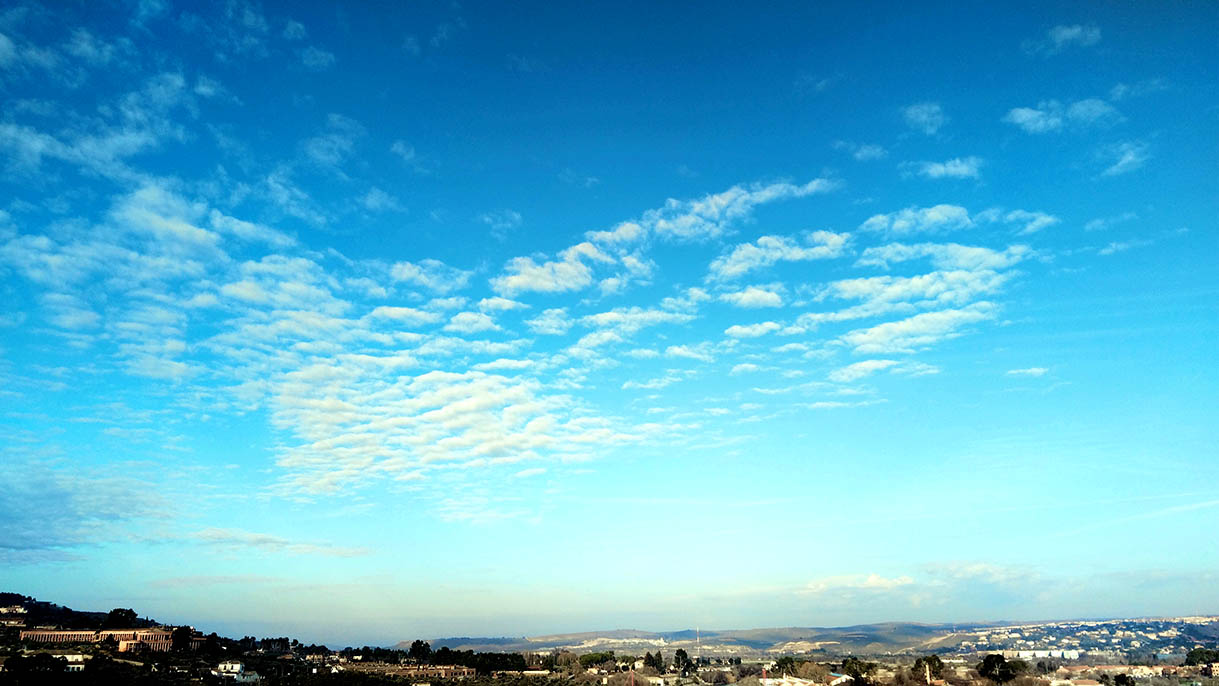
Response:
[342, 641, 527, 675]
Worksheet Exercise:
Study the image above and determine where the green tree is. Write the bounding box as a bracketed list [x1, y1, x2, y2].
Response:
[1185, 647, 1219, 666]
[977, 654, 1027, 684]
[775, 656, 797, 675]
[103, 608, 138, 628]
[171, 625, 193, 652]
[912, 655, 945, 682]
[675, 649, 695, 676]
[409, 639, 432, 663]
[4, 653, 68, 675]
[843, 657, 879, 686]
[581, 651, 616, 669]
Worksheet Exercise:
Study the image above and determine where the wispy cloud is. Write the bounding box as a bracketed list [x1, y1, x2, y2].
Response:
[1100, 141, 1150, 176]
[1003, 98, 1121, 133]
[1024, 24, 1102, 56]
[906, 156, 983, 179]
[192, 527, 369, 557]
[860, 205, 972, 235]
[708, 231, 849, 281]
[903, 102, 946, 135]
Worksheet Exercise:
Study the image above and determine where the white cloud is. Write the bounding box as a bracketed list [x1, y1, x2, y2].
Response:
[1067, 98, 1121, 125]
[720, 285, 784, 308]
[724, 321, 782, 338]
[640, 178, 838, 241]
[208, 209, 295, 247]
[839, 302, 996, 354]
[860, 205, 972, 235]
[903, 102, 946, 135]
[1109, 79, 1167, 101]
[362, 187, 403, 212]
[1003, 102, 1064, 133]
[302, 114, 363, 167]
[1099, 240, 1151, 255]
[367, 306, 442, 326]
[818, 269, 1010, 310]
[193, 527, 367, 557]
[802, 573, 915, 594]
[622, 372, 688, 390]
[41, 292, 101, 330]
[854, 143, 887, 160]
[109, 184, 224, 257]
[526, 308, 573, 335]
[1084, 212, 1137, 232]
[444, 311, 499, 334]
[857, 243, 1031, 271]
[910, 156, 983, 179]
[708, 231, 849, 281]
[478, 297, 527, 311]
[665, 344, 715, 362]
[473, 358, 533, 371]
[586, 221, 645, 245]
[0, 33, 15, 67]
[828, 359, 899, 382]
[730, 363, 760, 375]
[390, 258, 472, 293]
[390, 139, 416, 161]
[1101, 141, 1150, 176]
[282, 20, 307, 40]
[1006, 367, 1049, 377]
[1003, 98, 1121, 133]
[299, 46, 336, 69]
[491, 242, 613, 296]
[513, 467, 546, 479]
[833, 140, 887, 160]
[996, 209, 1059, 235]
[480, 209, 522, 235]
[1026, 24, 1102, 55]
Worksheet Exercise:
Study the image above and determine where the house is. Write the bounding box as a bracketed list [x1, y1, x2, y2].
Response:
[57, 654, 88, 673]
[217, 661, 245, 674]
[213, 661, 262, 683]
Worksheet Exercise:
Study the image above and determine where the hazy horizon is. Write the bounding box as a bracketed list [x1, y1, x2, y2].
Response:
[1, 0, 1216, 651]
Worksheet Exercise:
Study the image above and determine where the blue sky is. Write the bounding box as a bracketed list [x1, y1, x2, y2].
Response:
[1, 0, 1217, 647]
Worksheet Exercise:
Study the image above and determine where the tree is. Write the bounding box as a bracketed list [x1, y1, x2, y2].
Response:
[4, 653, 68, 676]
[674, 649, 695, 676]
[977, 654, 1027, 684]
[409, 639, 432, 663]
[912, 655, 945, 682]
[796, 661, 830, 681]
[843, 657, 878, 681]
[103, 608, 138, 628]
[1185, 647, 1219, 666]
[775, 656, 797, 675]
[1035, 660, 1059, 675]
[1114, 675, 1135, 686]
[171, 625, 194, 652]
[581, 651, 616, 669]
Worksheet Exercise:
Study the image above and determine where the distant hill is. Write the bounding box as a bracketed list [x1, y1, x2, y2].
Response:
[0, 592, 159, 630]
[402, 622, 989, 656]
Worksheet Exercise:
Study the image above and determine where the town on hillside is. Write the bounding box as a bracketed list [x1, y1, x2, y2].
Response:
[2, 594, 1218, 686]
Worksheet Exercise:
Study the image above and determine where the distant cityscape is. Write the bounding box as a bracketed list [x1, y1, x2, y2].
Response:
[2, 593, 1218, 685]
